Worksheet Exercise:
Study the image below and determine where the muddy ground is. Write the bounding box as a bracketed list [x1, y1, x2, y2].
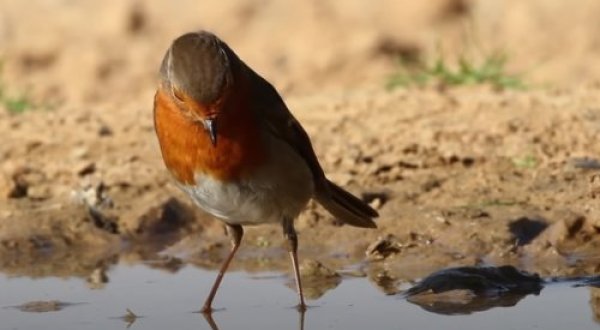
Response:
[1, 0, 600, 291]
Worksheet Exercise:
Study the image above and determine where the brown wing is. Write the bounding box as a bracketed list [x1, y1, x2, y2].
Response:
[245, 66, 327, 184]
[244, 65, 378, 228]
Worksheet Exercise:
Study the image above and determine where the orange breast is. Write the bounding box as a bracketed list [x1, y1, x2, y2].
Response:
[153, 87, 266, 184]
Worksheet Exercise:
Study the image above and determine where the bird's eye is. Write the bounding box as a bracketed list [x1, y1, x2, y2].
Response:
[172, 87, 186, 103]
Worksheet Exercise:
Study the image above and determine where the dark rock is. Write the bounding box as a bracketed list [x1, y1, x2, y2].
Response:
[366, 234, 402, 260]
[509, 217, 548, 246]
[405, 265, 542, 296]
[405, 265, 543, 315]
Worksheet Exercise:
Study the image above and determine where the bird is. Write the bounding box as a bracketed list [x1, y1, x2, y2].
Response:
[153, 30, 378, 313]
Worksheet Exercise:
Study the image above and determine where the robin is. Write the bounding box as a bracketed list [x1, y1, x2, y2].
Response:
[153, 31, 378, 313]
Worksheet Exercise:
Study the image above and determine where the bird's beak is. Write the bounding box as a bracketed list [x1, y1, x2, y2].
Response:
[203, 118, 218, 146]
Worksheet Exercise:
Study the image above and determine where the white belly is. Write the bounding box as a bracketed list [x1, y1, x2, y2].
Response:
[180, 138, 314, 225]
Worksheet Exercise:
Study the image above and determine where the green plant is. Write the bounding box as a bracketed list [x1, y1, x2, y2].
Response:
[0, 61, 35, 114]
[387, 52, 526, 91]
[2, 94, 33, 114]
[512, 155, 538, 169]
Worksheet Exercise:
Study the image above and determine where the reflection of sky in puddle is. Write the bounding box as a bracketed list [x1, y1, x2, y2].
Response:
[1, 264, 598, 330]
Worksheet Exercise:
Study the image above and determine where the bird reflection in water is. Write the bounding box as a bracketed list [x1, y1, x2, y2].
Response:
[202, 309, 306, 330]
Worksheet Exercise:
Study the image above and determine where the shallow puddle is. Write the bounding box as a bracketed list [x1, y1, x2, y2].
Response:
[1, 262, 600, 330]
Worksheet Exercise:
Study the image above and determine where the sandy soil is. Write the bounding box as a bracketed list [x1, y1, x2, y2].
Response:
[1, 0, 600, 288]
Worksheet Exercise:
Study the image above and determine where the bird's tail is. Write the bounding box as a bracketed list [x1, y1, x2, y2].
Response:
[316, 179, 378, 228]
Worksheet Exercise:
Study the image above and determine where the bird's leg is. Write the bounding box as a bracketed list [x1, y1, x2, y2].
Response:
[283, 217, 306, 311]
[298, 306, 306, 330]
[202, 312, 220, 330]
[201, 224, 243, 314]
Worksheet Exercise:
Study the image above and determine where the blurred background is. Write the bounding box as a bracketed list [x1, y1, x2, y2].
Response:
[1, 0, 600, 107]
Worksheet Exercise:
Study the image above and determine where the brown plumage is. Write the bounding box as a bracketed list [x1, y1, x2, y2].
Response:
[153, 30, 377, 313]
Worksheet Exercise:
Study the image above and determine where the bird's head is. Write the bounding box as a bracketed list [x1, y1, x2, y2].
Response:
[160, 31, 239, 146]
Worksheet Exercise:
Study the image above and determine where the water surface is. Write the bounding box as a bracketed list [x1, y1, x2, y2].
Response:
[1, 263, 599, 330]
